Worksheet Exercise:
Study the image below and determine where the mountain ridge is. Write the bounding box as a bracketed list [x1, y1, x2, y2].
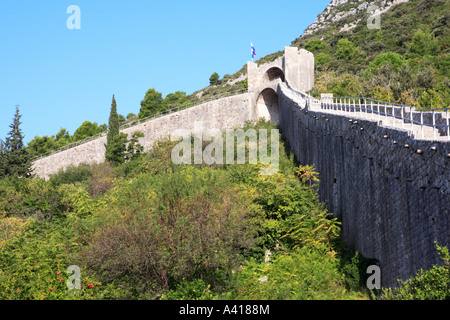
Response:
[301, 0, 410, 37]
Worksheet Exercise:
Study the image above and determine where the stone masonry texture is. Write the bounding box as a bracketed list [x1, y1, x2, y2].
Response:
[278, 84, 449, 288]
[32, 93, 251, 179]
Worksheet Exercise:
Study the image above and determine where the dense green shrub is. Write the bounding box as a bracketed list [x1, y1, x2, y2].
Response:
[304, 39, 327, 52]
[49, 163, 92, 187]
[227, 244, 367, 300]
[315, 53, 333, 69]
[161, 279, 218, 300]
[87, 162, 116, 197]
[0, 177, 65, 220]
[336, 38, 359, 60]
[78, 167, 262, 299]
[0, 217, 120, 300]
[339, 251, 378, 293]
[380, 243, 450, 300]
[367, 52, 406, 74]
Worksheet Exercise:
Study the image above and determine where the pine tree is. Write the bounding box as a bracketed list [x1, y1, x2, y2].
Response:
[0, 139, 6, 178]
[209, 72, 220, 86]
[1, 106, 32, 178]
[138, 89, 166, 119]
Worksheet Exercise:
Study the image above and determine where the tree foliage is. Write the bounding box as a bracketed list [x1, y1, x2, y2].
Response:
[1, 120, 448, 300]
[367, 52, 406, 74]
[55, 128, 72, 147]
[105, 133, 128, 166]
[209, 72, 220, 86]
[408, 29, 440, 58]
[107, 94, 119, 146]
[336, 38, 358, 60]
[305, 39, 326, 52]
[380, 243, 450, 300]
[0, 140, 6, 178]
[138, 88, 166, 119]
[105, 94, 125, 166]
[105, 130, 145, 166]
[0, 120, 386, 301]
[294, 0, 449, 109]
[80, 167, 259, 298]
[164, 91, 188, 109]
[73, 121, 107, 142]
[125, 132, 145, 162]
[0, 106, 32, 179]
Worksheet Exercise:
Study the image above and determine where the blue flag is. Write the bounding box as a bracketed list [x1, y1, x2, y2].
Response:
[251, 42, 256, 59]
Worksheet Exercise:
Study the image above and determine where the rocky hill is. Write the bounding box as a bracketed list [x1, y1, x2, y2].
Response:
[203, 0, 448, 110]
[302, 0, 410, 37]
[291, 0, 448, 108]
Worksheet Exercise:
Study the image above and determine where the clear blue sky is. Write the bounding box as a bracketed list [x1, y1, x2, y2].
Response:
[0, 0, 330, 144]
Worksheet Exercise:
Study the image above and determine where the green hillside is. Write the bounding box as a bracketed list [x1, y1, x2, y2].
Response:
[203, 0, 449, 108]
[293, 0, 449, 109]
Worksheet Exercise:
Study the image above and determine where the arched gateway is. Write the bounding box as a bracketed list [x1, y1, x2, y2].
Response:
[247, 46, 315, 124]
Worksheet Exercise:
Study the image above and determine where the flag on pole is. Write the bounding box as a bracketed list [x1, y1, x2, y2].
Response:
[251, 42, 256, 61]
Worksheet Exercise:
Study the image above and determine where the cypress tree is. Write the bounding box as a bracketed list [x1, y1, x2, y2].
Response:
[105, 95, 127, 165]
[107, 94, 119, 145]
[2, 105, 32, 178]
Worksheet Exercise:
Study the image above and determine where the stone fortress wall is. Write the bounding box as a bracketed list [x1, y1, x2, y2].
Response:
[32, 93, 252, 179]
[32, 46, 449, 288]
[278, 83, 449, 287]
